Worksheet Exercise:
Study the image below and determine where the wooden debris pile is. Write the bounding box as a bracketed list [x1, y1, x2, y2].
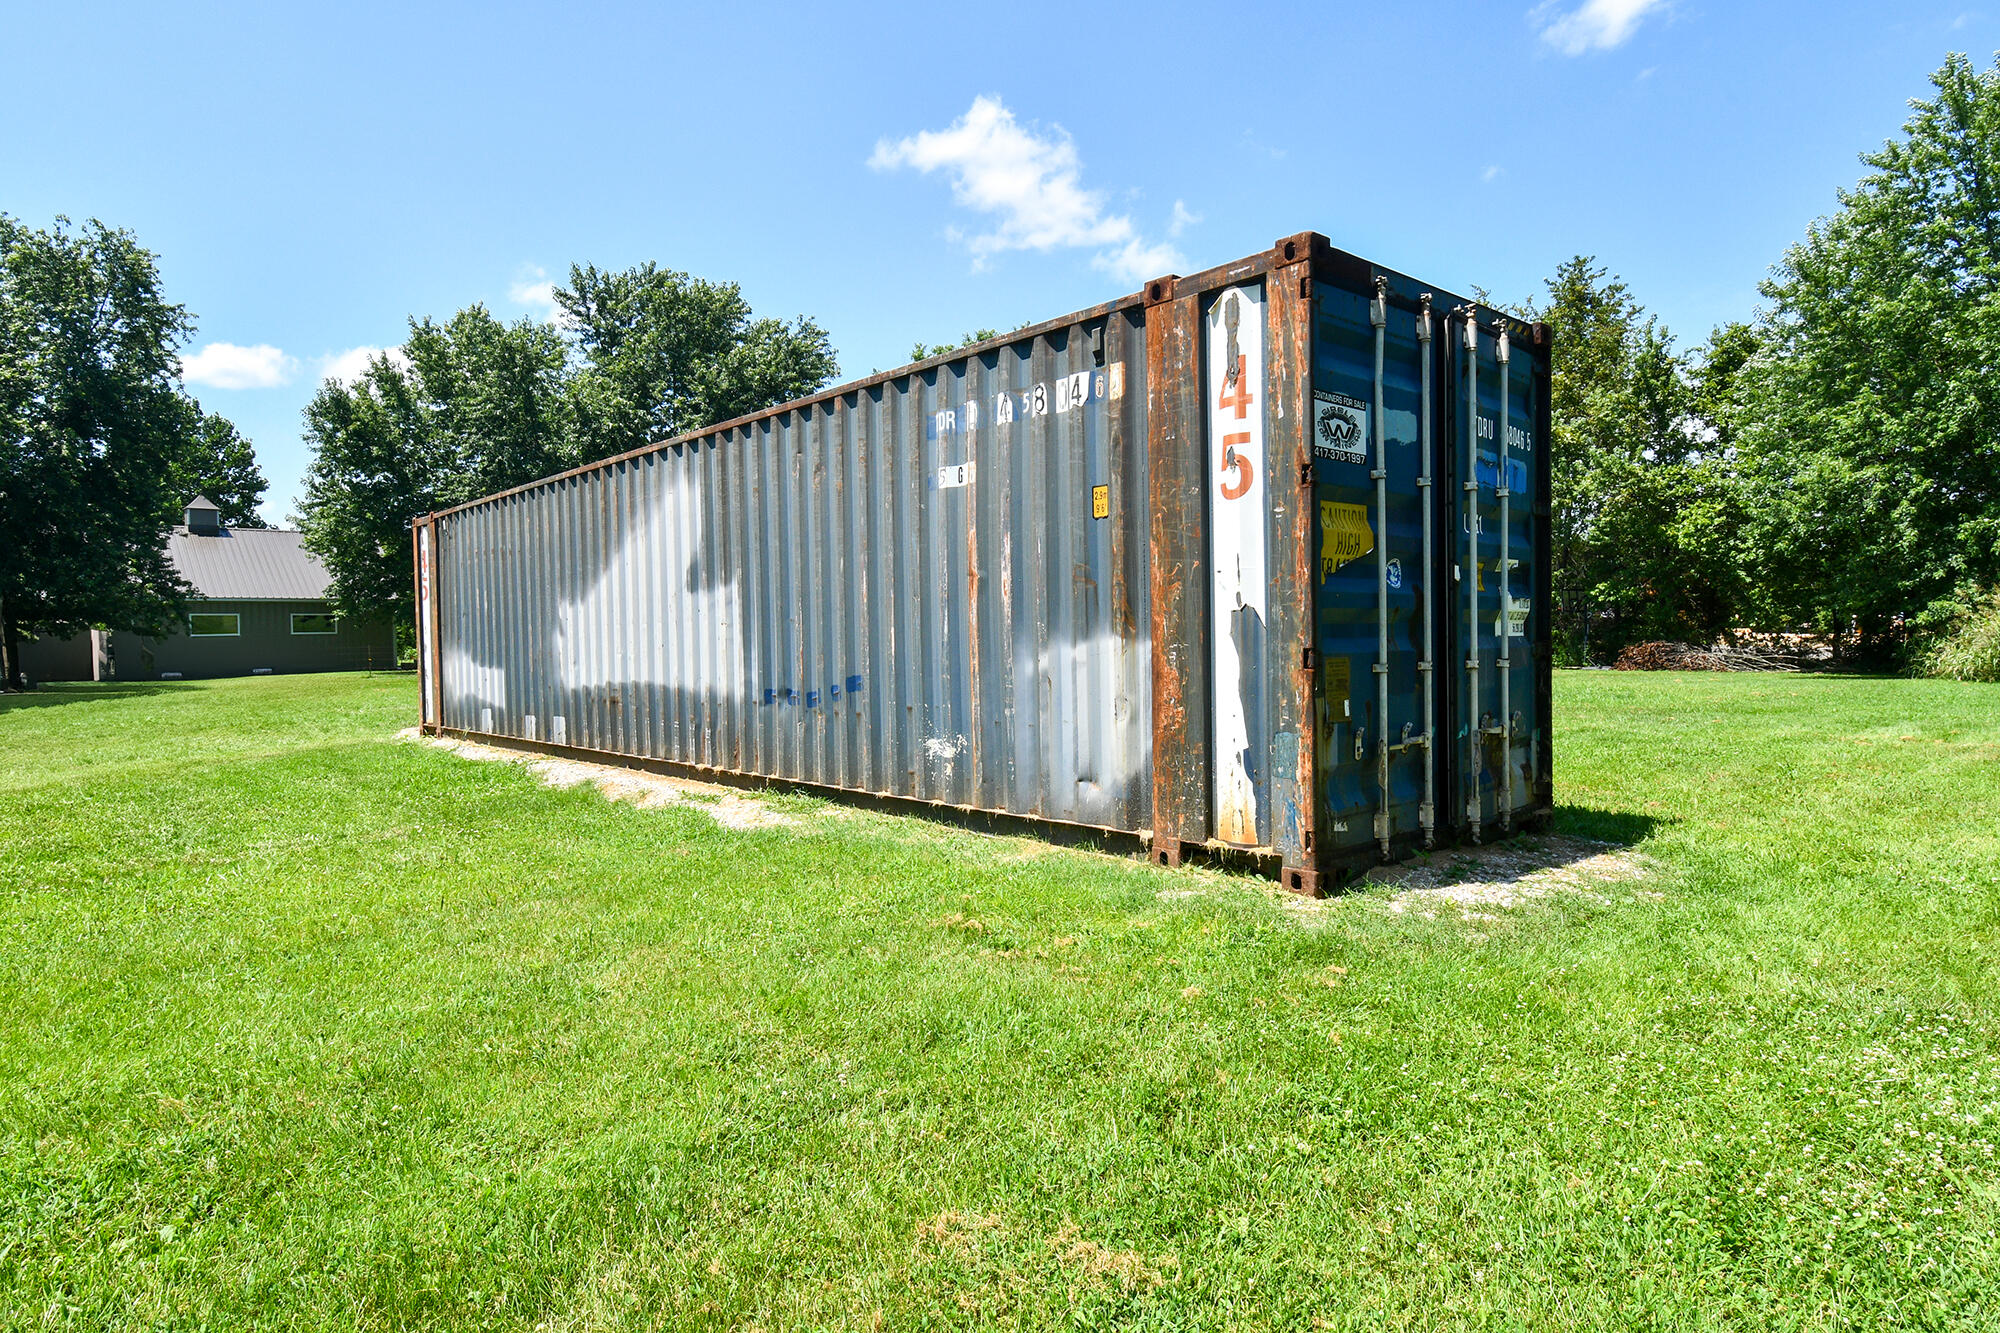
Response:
[1612, 640, 1806, 672]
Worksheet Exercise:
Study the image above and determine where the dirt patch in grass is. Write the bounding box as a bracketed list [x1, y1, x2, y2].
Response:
[1152, 834, 1655, 920]
[1355, 834, 1655, 920]
[1045, 1220, 1177, 1293]
[909, 1211, 1176, 1303]
[403, 731, 796, 831]
[913, 1210, 1005, 1258]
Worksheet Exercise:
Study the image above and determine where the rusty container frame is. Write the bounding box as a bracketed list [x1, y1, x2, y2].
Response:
[413, 232, 1553, 892]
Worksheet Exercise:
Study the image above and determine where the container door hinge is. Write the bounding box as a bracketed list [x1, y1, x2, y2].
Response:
[1302, 647, 1315, 670]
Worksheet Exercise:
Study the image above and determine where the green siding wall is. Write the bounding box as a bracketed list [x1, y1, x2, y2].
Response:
[110, 601, 397, 680]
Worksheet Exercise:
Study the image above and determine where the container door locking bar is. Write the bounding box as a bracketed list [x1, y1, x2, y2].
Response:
[1370, 280, 1392, 858]
[1496, 328, 1515, 832]
[1382, 293, 1437, 851]
[1415, 296, 1436, 848]
[1460, 307, 1484, 841]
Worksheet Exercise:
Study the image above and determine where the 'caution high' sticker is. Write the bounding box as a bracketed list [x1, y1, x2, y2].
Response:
[1320, 501, 1375, 577]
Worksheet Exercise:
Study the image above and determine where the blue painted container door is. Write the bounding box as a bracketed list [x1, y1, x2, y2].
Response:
[1310, 281, 1433, 855]
[1453, 319, 1544, 834]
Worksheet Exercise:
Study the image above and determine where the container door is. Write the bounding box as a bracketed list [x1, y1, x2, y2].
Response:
[1447, 312, 1543, 837]
[1310, 279, 1440, 862]
[1205, 281, 1271, 848]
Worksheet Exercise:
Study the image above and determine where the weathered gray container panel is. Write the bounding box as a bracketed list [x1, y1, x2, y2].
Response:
[432, 309, 1155, 833]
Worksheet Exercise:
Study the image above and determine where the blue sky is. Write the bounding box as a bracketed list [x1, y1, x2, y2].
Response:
[4, 1, 1994, 523]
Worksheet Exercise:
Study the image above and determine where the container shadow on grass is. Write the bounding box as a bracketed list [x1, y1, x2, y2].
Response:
[0, 683, 188, 711]
[1248, 809, 1673, 920]
[1551, 804, 1669, 845]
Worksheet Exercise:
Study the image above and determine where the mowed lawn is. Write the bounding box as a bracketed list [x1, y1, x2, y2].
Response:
[1, 672, 1997, 1331]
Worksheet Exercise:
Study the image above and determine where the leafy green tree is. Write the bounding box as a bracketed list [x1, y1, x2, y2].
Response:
[1688, 321, 1762, 445]
[297, 357, 433, 634]
[1525, 257, 1741, 662]
[909, 329, 1000, 362]
[298, 309, 567, 630]
[1728, 51, 2000, 655]
[0, 216, 203, 689]
[557, 262, 838, 462]
[172, 403, 269, 527]
[405, 307, 573, 504]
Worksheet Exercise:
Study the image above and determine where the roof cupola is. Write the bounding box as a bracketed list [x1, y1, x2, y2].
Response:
[184, 496, 222, 535]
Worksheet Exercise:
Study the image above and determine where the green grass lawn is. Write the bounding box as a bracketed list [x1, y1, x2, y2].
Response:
[2, 670, 1997, 1331]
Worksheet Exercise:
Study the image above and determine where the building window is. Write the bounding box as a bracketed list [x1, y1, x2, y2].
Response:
[291, 612, 338, 635]
[188, 613, 240, 637]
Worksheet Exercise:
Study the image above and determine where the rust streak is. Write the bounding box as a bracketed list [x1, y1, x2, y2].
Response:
[1279, 246, 1320, 878]
[1147, 283, 1208, 850]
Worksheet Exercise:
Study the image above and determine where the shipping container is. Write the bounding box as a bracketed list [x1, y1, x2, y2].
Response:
[412, 232, 1553, 892]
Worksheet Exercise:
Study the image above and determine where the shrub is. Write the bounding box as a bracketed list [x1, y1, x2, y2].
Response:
[1920, 590, 2000, 682]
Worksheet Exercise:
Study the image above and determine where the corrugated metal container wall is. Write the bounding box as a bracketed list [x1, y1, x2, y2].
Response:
[415, 233, 1553, 891]
[429, 307, 1158, 834]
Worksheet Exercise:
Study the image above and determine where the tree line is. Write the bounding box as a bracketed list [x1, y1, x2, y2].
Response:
[1533, 52, 2000, 668]
[5, 52, 1998, 689]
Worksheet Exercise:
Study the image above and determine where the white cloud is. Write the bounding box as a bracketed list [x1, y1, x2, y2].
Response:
[180, 342, 295, 389]
[1168, 199, 1200, 238]
[1482, 165, 1505, 183]
[1239, 130, 1286, 162]
[1533, 0, 1667, 54]
[317, 345, 412, 388]
[870, 95, 1184, 283]
[1094, 236, 1185, 285]
[509, 265, 563, 324]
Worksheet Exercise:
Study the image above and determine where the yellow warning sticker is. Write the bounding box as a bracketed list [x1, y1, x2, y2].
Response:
[1320, 501, 1375, 577]
[1091, 484, 1110, 519]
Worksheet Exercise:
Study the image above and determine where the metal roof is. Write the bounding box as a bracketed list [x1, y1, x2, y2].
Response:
[168, 525, 333, 601]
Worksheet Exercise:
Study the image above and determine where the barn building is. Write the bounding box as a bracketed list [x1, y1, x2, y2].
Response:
[20, 498, 395, 682]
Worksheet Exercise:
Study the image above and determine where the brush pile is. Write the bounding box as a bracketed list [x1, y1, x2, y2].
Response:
[1613, 641, 1724, 671]
[1612, 640, 1805, 672]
